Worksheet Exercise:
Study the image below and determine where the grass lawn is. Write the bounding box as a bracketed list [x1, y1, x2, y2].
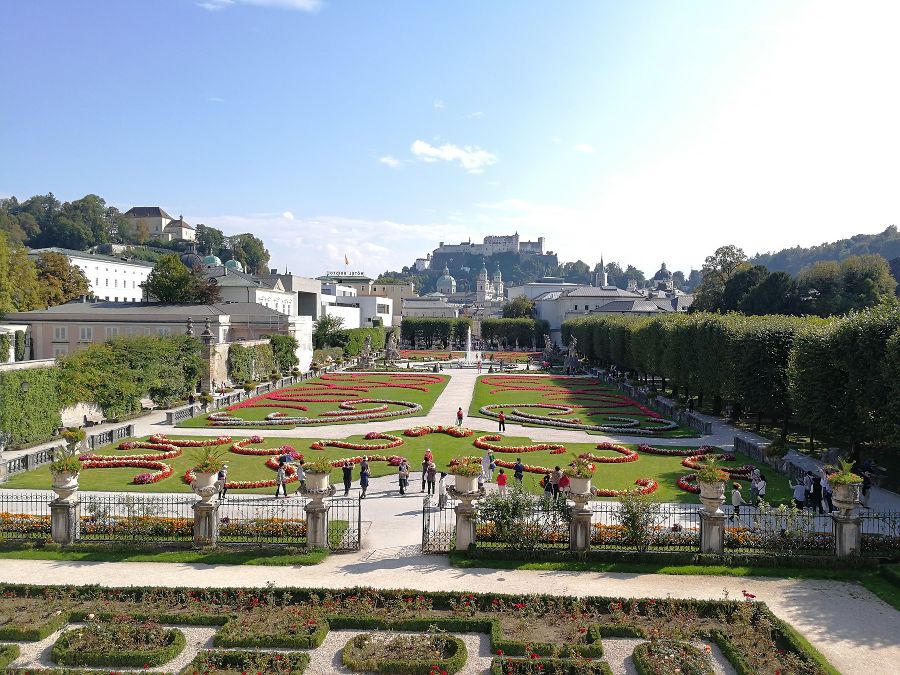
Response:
[0, 544, 329, 566]
[469, 374, 699, 438]
[179, 372, 449, 430]
[2, 430, 792, 502]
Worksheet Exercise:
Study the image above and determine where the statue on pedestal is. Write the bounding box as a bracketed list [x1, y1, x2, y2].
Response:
[385, 330, 400, 363]
[359, 334, 374, 369]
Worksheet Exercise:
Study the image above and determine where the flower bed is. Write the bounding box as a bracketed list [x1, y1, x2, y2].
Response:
[209, 398, 423, 426]
[185, 649, 309, 675]
[310, 433, 405, 451]
[631, 640, 714, 675]
[479, 404, 677, 436]
[578, 442, 639, 463]
[681, 453, 752, 479]
[474, 434, 567, 454]
[215, 608, 327, 648]
[342, 631, 467, 674]
[489, 655, 612, 674]
[591, 523, 698, 548]
[51, 618, 186, 667]
[593, 479, 659, 497]
[405, 425, 474, 438]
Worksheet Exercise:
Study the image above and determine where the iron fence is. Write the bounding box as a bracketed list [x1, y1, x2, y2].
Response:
[422, 497, 457, 553]
[860, 511, 900, 558]
[476, 499, 571, 551]
[0, 492, 51, 540]
[327, 494, 361, 552]
[590, 501, 701, 552]
[724, 505, 833, 556]
[218, 496, 308, 545]
[77, 493, 195, 543]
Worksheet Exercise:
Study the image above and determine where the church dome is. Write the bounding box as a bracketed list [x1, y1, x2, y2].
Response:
[224, 259, 244, 272]
[180, 251, 202, 269]
[203, 255, 223, 266]
[436, 265, 456, 293]
[652, 262, 672, 280]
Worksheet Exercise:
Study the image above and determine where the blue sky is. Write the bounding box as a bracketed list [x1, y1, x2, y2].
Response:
[2, 0, 899, 277]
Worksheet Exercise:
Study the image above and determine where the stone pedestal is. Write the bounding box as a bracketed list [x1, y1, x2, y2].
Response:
[832, 512, 861, 558]
[192, 501, 219, 547]
[299, 485, 336, 549]
[448, 485, 484, 551]
[50, 499, 80, 545]
[699, 510, 726, 554]
[569, 493, 593, 552]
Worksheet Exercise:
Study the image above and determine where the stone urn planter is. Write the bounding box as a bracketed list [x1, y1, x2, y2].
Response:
[51, 471, 80, 502]
[698, 479, 726, 514]
[306, 472, 331, 491]
[191, 471, 220, 503]
[568, 476, 592, 495]
[832, 483, 860, 514]
[454, 474, 479, 494]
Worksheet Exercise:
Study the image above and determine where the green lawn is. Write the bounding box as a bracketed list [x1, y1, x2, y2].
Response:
[3, 431, 792, 502]
[179, 372, 449, 429]
[0, 544, 329, 566]
[469, 374, 699, 438]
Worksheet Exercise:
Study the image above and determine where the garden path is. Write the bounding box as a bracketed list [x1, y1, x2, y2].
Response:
[0, 549, 897, 674]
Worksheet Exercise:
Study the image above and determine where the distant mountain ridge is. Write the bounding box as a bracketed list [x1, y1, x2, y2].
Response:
[750, 225, 900, 275]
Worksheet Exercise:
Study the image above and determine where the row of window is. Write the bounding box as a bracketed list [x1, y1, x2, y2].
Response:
[96, 278, 139, 289]
[52, 326, 172, 341]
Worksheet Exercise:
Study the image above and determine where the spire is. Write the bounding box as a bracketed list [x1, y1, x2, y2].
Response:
[598, 253, 608, 287]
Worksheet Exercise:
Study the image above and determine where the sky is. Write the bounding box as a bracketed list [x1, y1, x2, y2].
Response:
[2, 0, 899, 278]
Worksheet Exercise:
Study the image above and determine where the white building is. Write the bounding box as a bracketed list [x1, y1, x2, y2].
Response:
[433, 233, 545, 257]
[28, 247, 154, 303]
[402, 293, 460, 318]
[123, 206, 196, 243]
[202, 266, 296, 315]
[320, 283, 393, 328]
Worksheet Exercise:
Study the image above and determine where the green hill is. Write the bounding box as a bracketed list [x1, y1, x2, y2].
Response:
[751, 225, 900, 275]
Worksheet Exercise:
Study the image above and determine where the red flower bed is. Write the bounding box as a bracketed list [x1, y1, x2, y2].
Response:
[473, 434, 567, 454]
[594, 478, 658, 497]
[677, 474, 700, 493]
[147, 434, 232, 447]
[577, 443, 639, 463]
[404, 425, 474, 438]
[310, 433, 404, 451]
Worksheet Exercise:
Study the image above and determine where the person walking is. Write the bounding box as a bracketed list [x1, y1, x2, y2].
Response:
[274, 460, 287, 498]
[341, 460, 353, 496]
[557, 472, 570, 499]
[861, 471, 872, 509]
[437, 472, 448, 508]
[456, 407, 464, 427]
[749, 468, 760, 506]
[496, 468, 508, 495]
[729, 482, 746, 521]
[541, 472, 553, 497]
[790, 478, 806, 509]
[398, 459, 409, 495]
[217, 464, 228, 501]
[810, 475, 824, 514]
[488, 452, 496, 482]
[513, 458, 524, 483]
[550, 466, 562, 500]
[421, 454, 430, 492]
[359, 458, 370, 498]
[294, 460, 306, 494]
[477, 360, 482, 374]
[803, 472, 814, 509]
[498, 411, 506, 432]
[426, 461, 437, 496]
[756, 473, 767, 506]
[820, 469, 834, 512]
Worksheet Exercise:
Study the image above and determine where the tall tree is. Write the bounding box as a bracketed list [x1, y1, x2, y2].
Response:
[721, 265, 769, 311]
[313, 314, 345, 349]
[230, 233, 270, 274]
[144, 254, 197, 303]
[693, 245, 748, 311]
[0, 237, 42, 313]
[196, 224, 225, 256]
[35, 252, 90, 306]
[502, 295, 536, 318]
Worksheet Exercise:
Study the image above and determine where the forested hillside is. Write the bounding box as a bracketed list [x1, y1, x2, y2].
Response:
[751, 225, 900, 275]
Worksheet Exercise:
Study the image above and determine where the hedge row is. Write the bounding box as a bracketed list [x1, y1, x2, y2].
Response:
[228, 342, 277, 384]
[400, 317, 473, 348]
[213, 618, 328, 649]
[562, 306, 900, 447]
[342, 633, 467, 674]
[342, 327, 386, 357]
[481, 317, 550, 348]
[51, 626, 186, 668]
[187, 649, 309, 675]
[0, 366, 62, 446]
[631, 641, 714, 675]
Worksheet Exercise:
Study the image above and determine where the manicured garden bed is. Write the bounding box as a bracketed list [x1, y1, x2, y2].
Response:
[469, 375, 697, 438]
[1, 431, 792, 502]
[0, 583, 835, 675]
[342, 631, 467, 674]
[179, 372, 449, 429]
[51, 617, 186, 667]
[185, 649, 309, 674]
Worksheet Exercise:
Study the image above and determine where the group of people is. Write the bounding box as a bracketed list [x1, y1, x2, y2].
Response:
[787, 467, 873, 513]
[729, 468, 767, 519]
[538, 466, 570, 500]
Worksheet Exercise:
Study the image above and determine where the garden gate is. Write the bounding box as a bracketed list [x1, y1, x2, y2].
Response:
[421, 497, 456, 552]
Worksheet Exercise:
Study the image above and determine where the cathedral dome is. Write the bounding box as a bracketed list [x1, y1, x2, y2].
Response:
[203, 255, 223, 266]
[224, 259, 244, 272]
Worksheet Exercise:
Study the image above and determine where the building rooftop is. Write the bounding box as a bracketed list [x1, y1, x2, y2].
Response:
[124, 206, 174, 220]
[165, 216, 194, 231]
[27, 247, 155, 268]
[6, 301, 290, 321]
[563, 286, 643, 298]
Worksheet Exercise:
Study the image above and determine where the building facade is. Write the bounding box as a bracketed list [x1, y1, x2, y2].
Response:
[476, 262, 505, 303]
[433, 233, 546, 257]
[29, 247, 154, 303]
[123, 207, 196, 243]
[402, 294, 460, 318]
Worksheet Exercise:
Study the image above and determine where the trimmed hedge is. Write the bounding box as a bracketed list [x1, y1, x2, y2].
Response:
[490, 656, 613, 674]
[51, 626, 186, 667]
[342, 633, 467, 674]
[14, 329, 26, 361]
[186, 649, 309, 674]
[0, 644, 20, 669]
[631, 641, 714, 675]
[213, 618, 328, 649]
[0, 607, 68, 641]
[0, 366, 62, 446]
[342, 327, 386, 357]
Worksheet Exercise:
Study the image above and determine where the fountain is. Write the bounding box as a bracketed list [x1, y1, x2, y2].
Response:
[464, 325, 481, 365]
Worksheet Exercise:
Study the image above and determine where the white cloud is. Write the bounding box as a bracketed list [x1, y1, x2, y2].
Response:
[466, 111, 484, 119]
[433, 99, 445, 110]
[281, 211, 295, 221]
[208, 96, 225, 103]
[197, 0, 321, 11]
[378, 155, 402, 169]
[573, 143, 595, 154]
[410, 140, 498, 174]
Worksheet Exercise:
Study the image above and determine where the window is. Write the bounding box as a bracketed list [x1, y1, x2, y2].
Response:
[53, 345, 69, 357]
[53, 326, 68, 341]
[96, 278, 99, 286]
[377, 303, 389, 314]
[114, 279, 118, 287]
[574, 305, 578, 310]
[106, 327, 119, 338]
[105, 279, 108, 287]
[114, 297, 118, 302]
[79, 327, 93, 341]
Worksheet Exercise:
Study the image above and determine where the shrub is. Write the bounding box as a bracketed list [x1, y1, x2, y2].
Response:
[14, 330, 25, 361]
[187, 649, 309, 675]
[0, 644, 19, 670]
[51, 619, 186, 667]
[616, 492, 664, 552]
[342, 629, 467, 674]
[0, 366, 62, 446]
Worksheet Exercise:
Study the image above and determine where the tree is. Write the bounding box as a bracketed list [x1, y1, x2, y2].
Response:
[624, 265, 646, 286]
[144, 254, 197, 303]
[313, 314, 345, 349]
[230, 233, 270, 274]
[196, 224, 225, 256]
[740, 272, 798, 315]
[559, 260, 591, 284]
[502, 295, 535, 318]
[721, 265, 769, 312]
[0, 236, 42, 314]
[839, 254, 897, 312]
[191, 268, 222, 304]
[35, 252, 90, 306]
[693, 245, 748, 311]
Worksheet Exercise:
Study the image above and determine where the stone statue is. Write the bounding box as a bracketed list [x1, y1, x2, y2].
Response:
[568, 335, 578, 356]
[565, 335, 580, 374]
[359, 334, 374, 369]
[385, 330, 400, 362]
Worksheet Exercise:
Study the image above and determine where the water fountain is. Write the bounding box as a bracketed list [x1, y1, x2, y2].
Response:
[464, 325, 481, 365]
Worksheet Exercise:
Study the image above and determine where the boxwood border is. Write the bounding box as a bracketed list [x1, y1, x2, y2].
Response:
[631, 640, 714, 675]
[213, 617, 328, 649]
[51, 625, 186, 667]
[342, 632, 467, 674]
[0, 610, 69, 641]
[185, 648, 310, 674]
[489, 656, 613, 674]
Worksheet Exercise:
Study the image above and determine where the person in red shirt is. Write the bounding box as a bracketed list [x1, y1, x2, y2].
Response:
[557, 472, 571, 499]
[498, 411, 506, 431]
[496, 468, 508, 495]
[456, 407, 464, 426]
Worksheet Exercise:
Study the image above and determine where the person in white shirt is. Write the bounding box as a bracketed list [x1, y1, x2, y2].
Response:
[729, 482, 746, 521]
